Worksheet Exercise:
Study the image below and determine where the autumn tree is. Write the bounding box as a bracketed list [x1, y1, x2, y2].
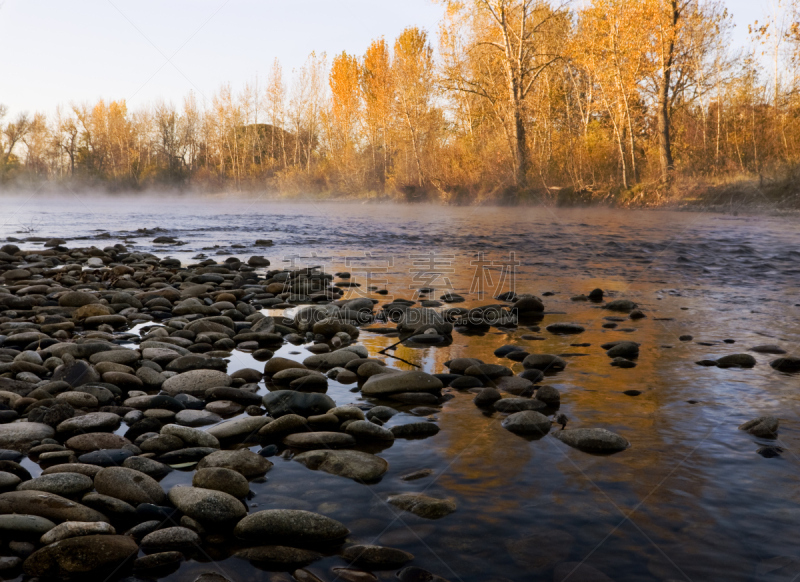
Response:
[438, 0, 569, 191]
[361, 38, 394, 190]
[576, 0, 649, 189]
[1, 110, 31, 176]
[393, 26, 436, 190]
[266, 58, 287, 168]
[328, 51, 362, 185]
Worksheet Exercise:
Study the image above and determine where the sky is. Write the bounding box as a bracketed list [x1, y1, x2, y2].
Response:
[0, 0, 769, 118]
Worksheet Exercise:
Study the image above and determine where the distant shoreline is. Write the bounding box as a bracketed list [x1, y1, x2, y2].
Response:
[0, 178, 797, 215]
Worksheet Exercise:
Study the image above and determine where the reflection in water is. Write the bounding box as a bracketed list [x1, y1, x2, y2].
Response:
[2, 198, 799, 581]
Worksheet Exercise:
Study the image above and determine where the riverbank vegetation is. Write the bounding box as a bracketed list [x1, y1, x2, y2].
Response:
[3, 0, 800, 207]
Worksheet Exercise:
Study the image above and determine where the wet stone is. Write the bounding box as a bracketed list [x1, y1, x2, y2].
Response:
[342, 544, 414, 569]
[234, 509, 350, 544]
[387, 493, 456, 519]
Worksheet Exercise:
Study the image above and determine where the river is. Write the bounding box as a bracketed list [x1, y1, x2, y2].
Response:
[1, 194, 799, 582]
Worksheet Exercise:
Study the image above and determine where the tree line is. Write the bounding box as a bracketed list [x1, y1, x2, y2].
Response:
[3, 0, 800, 204]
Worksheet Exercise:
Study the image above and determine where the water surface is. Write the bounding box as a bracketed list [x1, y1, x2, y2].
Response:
[2, 195, 799, 582]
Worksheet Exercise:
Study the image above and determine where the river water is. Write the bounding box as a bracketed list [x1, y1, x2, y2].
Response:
[1, 195, 800, 582]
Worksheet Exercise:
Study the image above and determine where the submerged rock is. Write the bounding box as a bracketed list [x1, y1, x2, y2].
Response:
[739, 416, 779, 438]
[342, 544, 414, 569]
[555, 428, 629, 453]
[522, 354, 566, 372]
[40, 521, 116, 545]
[361, 371, 443, 396]
[716, 354, 757, 368]
[501, 411, 551, 435]
[234, 509, 350, 544]
[234, 545, 322, 568]
[770, 356, 800, 373]
[168, 486, 247, 524]
[23, 534, 138, 577]
[386, 493, 456, 519]
[0, 491, 109, 523]
[293, 449, 388, 482]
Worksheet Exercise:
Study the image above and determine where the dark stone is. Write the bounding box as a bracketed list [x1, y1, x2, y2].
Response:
[78, 449, 134, 467]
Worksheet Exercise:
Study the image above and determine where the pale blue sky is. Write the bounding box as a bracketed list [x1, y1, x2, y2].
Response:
[0, 0, 768, 117]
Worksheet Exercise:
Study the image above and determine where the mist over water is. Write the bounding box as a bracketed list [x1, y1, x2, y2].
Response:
[2, 194, 800, 581]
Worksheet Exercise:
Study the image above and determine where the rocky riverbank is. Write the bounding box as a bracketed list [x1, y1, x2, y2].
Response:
[0, 240, 793, 581]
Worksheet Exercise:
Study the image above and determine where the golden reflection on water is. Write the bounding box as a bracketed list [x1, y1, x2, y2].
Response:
[321, 259, 800, 582]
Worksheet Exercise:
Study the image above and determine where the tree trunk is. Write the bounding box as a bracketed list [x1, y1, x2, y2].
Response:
[657, 78, 673, 184]
[512, 105, 528, 189]
[657, 0, 679, 184]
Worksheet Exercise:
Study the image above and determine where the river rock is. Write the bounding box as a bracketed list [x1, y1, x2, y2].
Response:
[196, 448, 272, 477]
[134, 551, 184, 571]
[513, 297, 544, 313]
[18, 473, 94, 497]
[739, 416, 779, 438]
[234, 509, 349, 544]
[161, 424, 220, 448]
[493, 375, 534, 395]
[522, 354, 566, 372]
[546, 323, 585, 334]
[605, 341, 640, 359]
[0, 471, 19, 489]
[474, 388, 502, 407]
[366, 406, 398, 422]
[0, 514, 56, 537]
[771, 357, 800, 372]
[264, 357, 307, 376]
[141, 526, 200, 551]
[0, 491, 109, 523]
[57, 412, 121, 434]
[54, 360, 100, 387]
[22, 534, 138, 577]
[387, 493, 456, 519]
[304, 350, 361, 369]
[234, 545, 322, 568]
[58, 292, 100, 308]
[168, 486, 247, 524]
[175, 409, 222, 427]
[78, 448, 134, 467]
[262, 390, 335, 418]
[94, 466, 166, 505]
[42, 463, 102, 479]
[342, 544, 414, 569]
[501, 411, 551, 435]
[192, 467, 250, 498]
[65, 433, 130, 453]
[161, 370, 233, 397]
[604, 299, 637, 312]
[0, 423, 55, 452]
[294, 449, 388, 482]
[40, 521, 116, 545]
[56, 391, 99, 408]
[555, 428, 629, 452]
[81, 493, 136, 520]
[390, 422, 440, 439]
[716, 354, 757, 368]
[345, 420, 395, 442]
[494, 398, 547, 413]
[90, 350, 141, 366]
[361, 371, 443, 396]
[206, 416, 270, 441]
[258, 414, 308, 438]
[535, 385, 561, 405]
[122, 456, 173, 480]
[445, 358, 484, 374]
[284, 432, 356, 449]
